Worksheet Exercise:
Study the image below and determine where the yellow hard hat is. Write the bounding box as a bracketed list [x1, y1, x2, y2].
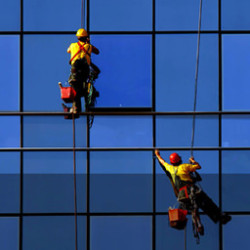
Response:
[76, 28, 88, 38]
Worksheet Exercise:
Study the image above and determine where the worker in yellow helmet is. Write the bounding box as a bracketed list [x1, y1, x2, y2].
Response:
[67, 28, 100, 113]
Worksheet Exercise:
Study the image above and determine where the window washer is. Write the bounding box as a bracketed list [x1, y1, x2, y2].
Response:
[154, 149, 231, 235]
[63, 28, 100, 114]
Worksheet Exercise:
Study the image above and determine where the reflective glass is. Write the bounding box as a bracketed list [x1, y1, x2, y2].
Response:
[223, 216, 250, 249]
[90, 116, 152, 147]
[156, 0, 218, 31]
[156, 115, 219, 147]
[222, 0, 250, 30]
[0, 1, 20, 31]
[23, 152, 86, 213]
[23, 0, 81, 31]
[0, 153, 20, 213]
[156, 150, 219, 212]
[0, 117, 20, 148]
[23, 116, 86, 147]
[23, 216, 86, 250]
[0, 36, 19, 111]
[222, 151, 250, 211]
[91, 216, 151, 250]
[23, 35, 75, 111]
[222, 35, 250, 110]
[156, 34, 218, 111]
[90, 0, 152, 31]
[91, 35, 152, 108]
[0, 218, 19, 250]
[90, 151, 152, 212]
[156, 215, 219, 250]
[222, 115, 250, 147]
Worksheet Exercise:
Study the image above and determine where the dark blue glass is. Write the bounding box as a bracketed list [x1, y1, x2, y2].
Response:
[222, 151, 250, 211]
[90, 151, 152, 212]
[91, 216, 151, 250]
[23, 216, 86, 250]
[91, 35, 152, 107]
[222, 115, 250, 147]
[90, 116, 152, 147]
[0, 218, 19, 249]
[222, 35, 250, 110]
[156, 34, 218, 111]
[0, 36, 19, 111]
[23, 116, 86, 147]
[0, 2, 20, 31]
[0, 117, 20, 148]
[223, 216, 250, 249]
[156, 0, 218, 31]
[0, 153, 20, 213]
[23, 0, 81, 31]
[90, 0, 152, 31]
[156, 115, 219, 147]
[222, 0, 250, 30]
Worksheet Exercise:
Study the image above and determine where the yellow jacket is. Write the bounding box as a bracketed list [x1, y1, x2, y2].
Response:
[163, 162, 201, 184]
[67, 41, 92, 65]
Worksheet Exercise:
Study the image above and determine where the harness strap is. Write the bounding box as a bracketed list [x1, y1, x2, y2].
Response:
[179, 185, 190, 199]
[70, 42, 91, 63]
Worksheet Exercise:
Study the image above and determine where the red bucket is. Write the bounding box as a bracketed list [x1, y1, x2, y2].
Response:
[169, 208, 188, 230]
[60, 87, 76, 103]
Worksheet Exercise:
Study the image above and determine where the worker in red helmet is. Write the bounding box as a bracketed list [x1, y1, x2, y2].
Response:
[155, 149, 231, 235]
[66, 28, 100, 113]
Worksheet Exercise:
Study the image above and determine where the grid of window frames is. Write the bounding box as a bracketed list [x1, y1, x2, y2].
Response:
[1, 0, 250, 249]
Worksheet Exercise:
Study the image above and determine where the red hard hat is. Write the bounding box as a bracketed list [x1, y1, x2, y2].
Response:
[169, 153, 181, 164]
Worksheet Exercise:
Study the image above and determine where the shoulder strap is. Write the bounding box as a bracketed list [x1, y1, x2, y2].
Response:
[70, 42, 91, 63]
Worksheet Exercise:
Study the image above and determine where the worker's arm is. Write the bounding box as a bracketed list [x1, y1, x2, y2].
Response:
[67, 46, 71, 53]
[155, 149, 166, 166]
[189, 156, 201, 171]
[92, 45, 100, 55]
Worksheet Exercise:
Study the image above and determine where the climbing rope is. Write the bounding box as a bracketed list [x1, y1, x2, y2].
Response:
[73, 115, 78, 250]
[191, 0, 203, 157]
[81, 0, 86, 28]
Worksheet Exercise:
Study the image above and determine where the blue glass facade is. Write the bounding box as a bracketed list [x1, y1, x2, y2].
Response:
[0, 0, 250, 249]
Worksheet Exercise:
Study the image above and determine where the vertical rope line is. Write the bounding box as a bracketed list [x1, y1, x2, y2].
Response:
[73, 115, 78, 250]
[81, 0, 86, 28]
[191, 0, 203, 156]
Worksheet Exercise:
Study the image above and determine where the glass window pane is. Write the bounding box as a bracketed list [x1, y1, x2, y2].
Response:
[222, 115, 250, 147]
[156, 215, 219, 250]
[156, 34, 218, 111]
[90, 116, 152, 147]
[156, 0, 218, 31]
[0, 218, 19, 250]
[23, 216, 86, 250]
[91, 216, 151, 250]
[90, 0, 152, 31]
[222, 35, 250, 110]
[156, 150, 219, 212]
[23, 0, 81, 31]
[24, 152, 86, 213]
[23, 35, 75, 111]
[0, 117, 20, 148]
[0, 153, 20, 213]
[223, 216, 249, 249]
[90, 151, 152, 212]
[222, 150, 250, 211]
[222, 0, 250, 30]
[23, 116, 86, 147]
[0, 36, 19, 111]
[156, 115, 218, 147]
[0, 1, 20, 31]
[92, 35, 151, 108]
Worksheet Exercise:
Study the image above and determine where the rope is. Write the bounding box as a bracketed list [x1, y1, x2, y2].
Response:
[191, 0, 203, 157]
[73, 115, 78, 250]
[81, 0, 86, 28]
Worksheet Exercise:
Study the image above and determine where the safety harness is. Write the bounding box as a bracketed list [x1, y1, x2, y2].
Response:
[70, 42, 91, 64]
